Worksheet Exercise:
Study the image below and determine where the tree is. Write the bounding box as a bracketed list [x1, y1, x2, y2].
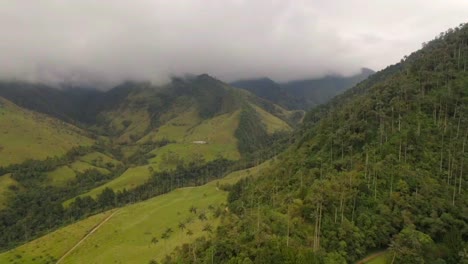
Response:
[202, 223, 213, 233]
[97, 187, 116, 208]
[389, 228, 434, 264]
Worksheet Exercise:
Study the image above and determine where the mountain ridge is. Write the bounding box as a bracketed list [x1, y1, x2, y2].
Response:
[230, 68, 374, 110]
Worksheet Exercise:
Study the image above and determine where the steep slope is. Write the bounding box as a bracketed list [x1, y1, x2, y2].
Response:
[99, 75, 298, 157]
[168, 24, 468, 263]
[0, 97, 93, 167]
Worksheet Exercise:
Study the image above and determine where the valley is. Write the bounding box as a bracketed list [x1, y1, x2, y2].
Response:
[0, 14, 466, 264]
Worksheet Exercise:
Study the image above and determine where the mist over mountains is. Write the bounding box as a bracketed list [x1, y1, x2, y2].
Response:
[231, 68, 374, 109]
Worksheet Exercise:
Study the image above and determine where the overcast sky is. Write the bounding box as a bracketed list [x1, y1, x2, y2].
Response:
[0, 0, 467, 87]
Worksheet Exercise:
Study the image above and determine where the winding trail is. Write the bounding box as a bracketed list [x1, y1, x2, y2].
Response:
[356, 251, 386, 264]
[56, 210, 119, 264]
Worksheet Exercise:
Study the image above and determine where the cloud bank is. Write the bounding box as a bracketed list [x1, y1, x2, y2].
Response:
[0, 0, 467, 87]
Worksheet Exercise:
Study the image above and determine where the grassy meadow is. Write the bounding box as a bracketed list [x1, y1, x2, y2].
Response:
[0, 98, 93, 167]
[0, 162, 271, 264]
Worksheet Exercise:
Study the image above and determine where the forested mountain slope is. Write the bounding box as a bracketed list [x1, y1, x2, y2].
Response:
[167, 24, 468, 264]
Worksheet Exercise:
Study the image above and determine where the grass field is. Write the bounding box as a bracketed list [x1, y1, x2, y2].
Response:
[79, 152, 121, 168]
[46, 166, 77, 187]
[251, 104, 292, 134]
[0, 211, 114, 264]
[47, 152, 119, 187]
[149, 142, 240, 168]
[0, 98, 93, 167]
[0, 162, 272, 264]
[65, 165, 154, 203]
[69, 161, 110, 174]
[139, 106, 201, 143]
[360, 251, 389, 264]
[365, 254, 388, 264]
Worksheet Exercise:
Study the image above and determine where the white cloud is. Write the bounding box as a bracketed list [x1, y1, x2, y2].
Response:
[0, 0, 466, 87]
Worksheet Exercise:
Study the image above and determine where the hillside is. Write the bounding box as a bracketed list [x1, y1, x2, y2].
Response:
[0, 74, 300, 253]
[166, 24, 468, 263]
[0, 97, 93, 167]
[230, 78, 304, 110]
[61, 75, 298, 201]
[0, 161, 271, 264]
[230, 68, 374, 110]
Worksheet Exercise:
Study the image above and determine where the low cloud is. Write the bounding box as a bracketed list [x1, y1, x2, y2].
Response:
[0, 0, 467, 87]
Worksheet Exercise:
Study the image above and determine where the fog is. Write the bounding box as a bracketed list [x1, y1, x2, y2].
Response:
[0, 0, 467, 87]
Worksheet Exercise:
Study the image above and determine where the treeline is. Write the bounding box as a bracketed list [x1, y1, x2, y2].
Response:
[68, 158, 233, 212]
[0, 147, 127, 250]
[0, 146, 92, 178]
[165, 23, 468, 263]
[0, 157, 232, 251]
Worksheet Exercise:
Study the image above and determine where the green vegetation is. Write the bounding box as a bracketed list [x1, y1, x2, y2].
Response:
[79, 152, 122, 168]
[0, 162, 269, 264]
[0, 73, 298, 257]
[166, 24, 468, 264]
[46, 166, 76, 187]
[67, 165, 153, 201]
[0, 98, 93, 167]
[365, 255, 387, 264]
[0, 174, 18, 209]
[0, 211, 114, 264]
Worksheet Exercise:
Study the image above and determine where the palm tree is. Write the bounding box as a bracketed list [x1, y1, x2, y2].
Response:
[161, 231, 171, 255]
[202, 223, 213, 233]
[189, 206, 197, 214]
[198, 212, 207, 221]
[178, 222, 186, 231]
[178, 222, 186, 242]
[186, 229, 195, 262]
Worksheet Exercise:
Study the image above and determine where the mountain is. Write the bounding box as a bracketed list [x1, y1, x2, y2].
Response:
[0, 82, 132, 124]
[230, 68, 374, 110]
[164, 25, 468, 263]
[230, 77, 304, 110]
[1, 22, 466, 264]
[283, 67, 374, 108]
[0, 74, 303, 255]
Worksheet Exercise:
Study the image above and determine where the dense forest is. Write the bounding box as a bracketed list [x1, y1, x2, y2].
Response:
[165, 24, 468, 264]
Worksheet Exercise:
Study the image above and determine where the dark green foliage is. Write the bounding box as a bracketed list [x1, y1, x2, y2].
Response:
[0, 82, 132, 124]
[0, 146, 125, 250]
[235, 105, 269, 156]
[168, 23, 468, 263]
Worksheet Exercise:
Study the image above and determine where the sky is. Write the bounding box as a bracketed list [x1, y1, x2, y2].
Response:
[0, 0, 467, 87]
